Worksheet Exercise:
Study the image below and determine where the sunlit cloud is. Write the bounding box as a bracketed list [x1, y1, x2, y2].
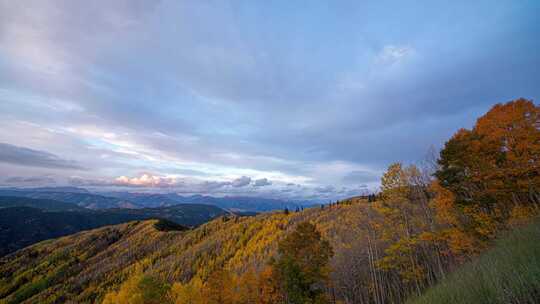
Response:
[114, 174, 179, 188]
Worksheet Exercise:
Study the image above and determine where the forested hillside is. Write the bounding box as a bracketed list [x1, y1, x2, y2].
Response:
[0, 198, 376, 303]
[0, 197, 227, 257]
[0, 207, 148, 257]
[0, 196, 87, 212]
[0, 99, 538, 304]
[100, 204, 228, 227]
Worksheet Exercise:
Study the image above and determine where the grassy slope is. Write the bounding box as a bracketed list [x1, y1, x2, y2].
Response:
[408, 219, 540, 304]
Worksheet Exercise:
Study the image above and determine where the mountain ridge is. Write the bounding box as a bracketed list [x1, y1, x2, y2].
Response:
[0, 189, 139, 209]
[0, 196, 228, 257]
[102, 191, 313, 211]
[0, 188, 315, 212]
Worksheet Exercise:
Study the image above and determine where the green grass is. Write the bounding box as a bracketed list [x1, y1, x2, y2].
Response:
[408, 219, 540, 304]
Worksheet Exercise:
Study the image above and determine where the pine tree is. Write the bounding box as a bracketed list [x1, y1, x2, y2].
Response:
[272, 222, 333, 304]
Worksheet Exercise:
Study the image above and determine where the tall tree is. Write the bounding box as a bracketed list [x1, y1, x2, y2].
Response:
[203, 269, 236, 304]
[272, 222, 333, 304]
[234, 269, 259, 304]
[374, 163, 425, 297]
[258, 266, 284, 304]
[436, 99, 540, 238]
[169, 277, 204, 304]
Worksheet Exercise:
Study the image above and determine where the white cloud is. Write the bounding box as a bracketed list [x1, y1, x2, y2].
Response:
[114, 173, 180, 188]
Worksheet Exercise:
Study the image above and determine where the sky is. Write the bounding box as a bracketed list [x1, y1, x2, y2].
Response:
[0, 0, 539, 200]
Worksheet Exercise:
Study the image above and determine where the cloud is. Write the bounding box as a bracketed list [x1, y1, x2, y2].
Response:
[342, 170, 380, 184]
[197, 180, 231, 192]
[253, 178, 272, 187]
[68, 177, 105, 187]
[82, 173, 240, 193]
[62, 173, 370, 201]
[231, 176, 251, 187]
[315, 185, 336, 193]
[0, 143, 84, 170]
[3, 175, 57, 185]
[114, 173, 181, 188]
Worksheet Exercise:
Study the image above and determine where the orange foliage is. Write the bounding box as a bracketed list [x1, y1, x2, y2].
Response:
[436, 99, 540, 239]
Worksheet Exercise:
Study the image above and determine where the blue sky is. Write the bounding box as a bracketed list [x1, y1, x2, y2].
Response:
[0, 0, 538, 200]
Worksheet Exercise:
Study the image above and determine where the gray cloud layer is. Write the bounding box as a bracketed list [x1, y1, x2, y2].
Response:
[232, 176, 252, 187]
[254, 178, 272, 187]
[0, 143, 84, 170]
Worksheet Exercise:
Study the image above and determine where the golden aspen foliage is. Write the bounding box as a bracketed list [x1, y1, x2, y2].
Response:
[203, 269, 236, 304]
[102, 271, 171, 304]
[257, 266, 284, 304]
[169, 277, 204, 304]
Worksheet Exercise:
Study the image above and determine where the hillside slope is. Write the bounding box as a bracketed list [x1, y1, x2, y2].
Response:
[0, 199, 368, 303]
[102, 204, 228, 226]
[1, 199, 539, 304]
[0, 207, 148, 257]
[0, 197, 227, 257]
[408, 219, 540, 304]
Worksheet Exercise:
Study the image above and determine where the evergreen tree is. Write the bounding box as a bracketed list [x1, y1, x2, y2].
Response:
[272, 222, 333, 304]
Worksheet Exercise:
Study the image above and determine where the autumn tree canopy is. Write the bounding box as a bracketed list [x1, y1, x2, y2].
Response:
[436, 98, 540, 237]
[102, 272, 171, 304]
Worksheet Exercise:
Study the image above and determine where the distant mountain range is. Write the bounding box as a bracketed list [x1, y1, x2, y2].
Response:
[0, 187, 310, 256]
[0, 188, 138, 209]
[0, 196, 227, 257]
[19, 186, 91, 193]
[0, 196, 87, 212]
[102, 191, 311, 211]
[0, 187, 311, 212]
